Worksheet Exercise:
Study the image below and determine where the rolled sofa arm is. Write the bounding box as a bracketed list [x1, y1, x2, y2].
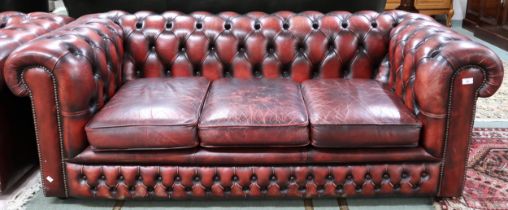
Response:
[3, 15, 124, 197]
[387, 11, 504, 197]
[0, 12, 71, 89]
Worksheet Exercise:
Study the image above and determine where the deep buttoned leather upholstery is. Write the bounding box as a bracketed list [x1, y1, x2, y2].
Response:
[199, 78, 308, 147]
[86, 77, 210, 150]
[3, 10, 504, 198]
[302, 79, 421, 148]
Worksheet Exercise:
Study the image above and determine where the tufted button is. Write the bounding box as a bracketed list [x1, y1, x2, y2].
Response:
[297, 42, 306, 52]
[341, 22, 348, 28]
[253, 22, 261, 30]
[312, 22, 319, 30]
[224, 22, 232, 30]
[157, 176, 163, 181]
[135, 21, 143, 30]
[100, 175, 106, 180]
[365, 174, 372, 180]
[421, 171, 429, 178]
[260, 186, 268, 193]
[109, 187, 117, 193]
[194, 176, 200, 182]
[412, 184, 420, 190]
[90, 186, 97, 191]
[196, 22, 203, 30]
[346, 174, 353, 180]
[289, 175, 296, 181]
[307, 175, 313, 181]
[317, 185, 324, 192]
[174, 175, 181, 182]
[371, 22, 378, 28]
[336, 185, 343, 191]
[242, 186, 249, 192]
[213, 175, 220, 181]
[374, 184, 381, 191]
[251, 175, 257, 181]
[393, 184, 400, 190]
[185, 186, 192, 191]
[401, 172, 409, 179]
[165, 21, 172, 30]
[233, 175, 239, 181]
[137, 176, 143, 181]
[81, 175, 87, 180]
[383, 173, 390, 179]
[282, 22, 290, 30]
[129, 186, 135, 192]
[327, 175, 334, 180]
[270, 175, 277, 181]
[118, 175, 124, 181]
[166, 186, 173, 193]
[355, 186, 362, 192]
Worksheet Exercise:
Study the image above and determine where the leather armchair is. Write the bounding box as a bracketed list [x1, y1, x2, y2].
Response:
[0, 12, 71, 193]
[3, 10, 503, 199]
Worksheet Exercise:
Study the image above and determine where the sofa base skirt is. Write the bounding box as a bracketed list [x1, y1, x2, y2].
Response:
[65, 163, 440, 199]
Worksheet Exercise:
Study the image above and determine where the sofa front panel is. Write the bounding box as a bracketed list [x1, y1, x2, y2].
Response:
[66, 163, 439, 199]
[71, 146, 439, 165]
[118, 11, 397, 82]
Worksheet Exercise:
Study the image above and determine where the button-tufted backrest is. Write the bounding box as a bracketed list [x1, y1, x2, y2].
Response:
[117, 11, 401, 82]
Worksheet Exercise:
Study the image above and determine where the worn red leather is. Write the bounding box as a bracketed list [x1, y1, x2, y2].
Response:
[0, 12, 70, 89]
[3, 10, 504, 199]
[0, 12, 71, 193]
[86, 77, 210, 150]
[302, 79, 421, 148]
[199, 78, 309, 147]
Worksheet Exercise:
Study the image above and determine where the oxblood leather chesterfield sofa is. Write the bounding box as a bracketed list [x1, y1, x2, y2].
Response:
[0, 12, 71, 193]
[3, 10, 504, 199]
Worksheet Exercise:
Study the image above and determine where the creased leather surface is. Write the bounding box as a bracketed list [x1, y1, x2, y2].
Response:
[199, 78, 309, 147]
[67, 163, 439, 199]
[86, 77, 210, 150]
[302, 79, 421, 148]
[0, 12, 70, 89]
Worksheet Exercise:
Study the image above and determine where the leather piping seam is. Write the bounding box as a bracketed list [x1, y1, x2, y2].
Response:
[437, 64, 486, 196]
[21, 65, 69, 197]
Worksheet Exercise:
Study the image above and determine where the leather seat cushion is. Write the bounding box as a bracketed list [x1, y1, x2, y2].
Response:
[198, 78, 309, 148]
[86, 77, 210, 150]
[302, 79, 421, 148]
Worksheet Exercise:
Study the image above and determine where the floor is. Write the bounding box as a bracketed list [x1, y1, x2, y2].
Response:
[1, 13, 507, 210]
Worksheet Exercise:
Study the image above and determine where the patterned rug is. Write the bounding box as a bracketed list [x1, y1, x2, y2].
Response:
[436, 128, 508, 210]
